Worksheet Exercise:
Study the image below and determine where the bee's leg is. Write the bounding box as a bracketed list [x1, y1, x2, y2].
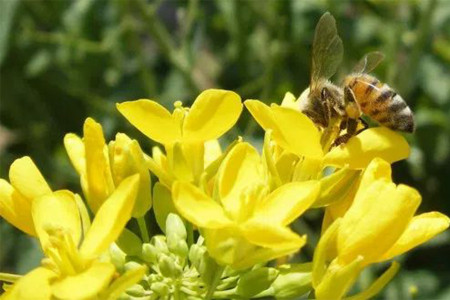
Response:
[356, 117, 369, 134]
[332, 118, 359, 147]
[339, 118, 348, 131]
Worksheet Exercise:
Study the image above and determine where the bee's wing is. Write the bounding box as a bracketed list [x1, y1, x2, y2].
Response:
[310, 12, 343, 91]
[352, 51, 385, 74]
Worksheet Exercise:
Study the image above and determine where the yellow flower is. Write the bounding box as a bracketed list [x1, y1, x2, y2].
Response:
[116, 89, 242, 186]
[172, 142, 320, 269]
[1, 175, 146, 300]
[312, 158, 450, 299]
[245, 92, 410, 171]
[64, 118, 151, 217]
[0, 156, 51, 236]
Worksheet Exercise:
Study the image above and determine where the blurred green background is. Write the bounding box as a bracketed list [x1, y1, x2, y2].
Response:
[1, 0, 449, 298]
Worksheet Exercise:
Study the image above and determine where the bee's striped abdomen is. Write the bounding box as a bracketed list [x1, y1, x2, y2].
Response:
[345, 74, 415, 133]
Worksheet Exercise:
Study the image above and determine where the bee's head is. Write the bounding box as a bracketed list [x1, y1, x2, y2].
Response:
[321, 86, 345, 116]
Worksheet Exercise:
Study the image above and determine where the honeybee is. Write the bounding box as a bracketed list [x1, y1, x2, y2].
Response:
[344, 52, 415, 133]
[300, 12, 415, 146]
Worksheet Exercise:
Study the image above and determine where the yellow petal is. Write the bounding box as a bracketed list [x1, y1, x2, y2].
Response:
[356, 157, 391, 195]
[315, 257, 363, 300]
[52, 262, 115, 300]
[245, 100, 278, 131]
[324, 127, 410, 169]
[108, 133, 133, 185]
[172, 181, 232, 229]
[253, 181, 320, 225]
[152, 146, 169, 172]
[182, 142, 204, 182]
[145, 150, 173, 188]
[312, 219, 341, 288]
[0, 179, 36, 236]
[116, 99, 182, 145]
[9, 156, 51, 200]
[274, 152, 298, 184]
[217, 142, 263, 219]
[322, 159, 390, 227]
[280, 91, 298, 109]
[338, 182, 421, 265]
[83, 118, 115, 213]
[247, 100, 323, 158]
[109, 134, 152, 217]
[3, 267, 55, 300]
[204, 227, 302, 270]
[74, 193, 91, 237]
[378, 212, 450, 261]
[166, 143, 194, 182]
[183, 89, 242, 142]
[63, 133, 86, 175]
[204, 139, 222, 169]
[80, 175, 139, 258]
[32, 190, 82, 253]
[102, 265, 147, 300]
[129, 141, 152, 217]
[292, 156, 323, 181]
[262, 130, 282, 189]
[242, 220, 306, 249]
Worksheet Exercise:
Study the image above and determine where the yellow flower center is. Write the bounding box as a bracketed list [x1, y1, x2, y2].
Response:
[41, 227, 87, 277]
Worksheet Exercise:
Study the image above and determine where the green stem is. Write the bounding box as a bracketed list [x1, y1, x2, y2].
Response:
[185, 222, 194, 247]
[205, 264, 225, 300]
[137, 217, 150, 243]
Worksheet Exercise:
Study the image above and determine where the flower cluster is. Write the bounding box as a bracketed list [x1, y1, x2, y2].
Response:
[1, 89, 448, 299]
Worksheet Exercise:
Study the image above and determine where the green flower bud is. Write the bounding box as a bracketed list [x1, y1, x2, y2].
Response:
[166, 214, 189, 257]
[126, 284, 146, 297]
[237, 267, 279, 298]
[150, 282, 169, 296]
[142, 243, 158, 263]
[147, 273, 163, 283]
[168, 239, 189, 259]
[124, 261, 145, 272]
[158, 254, 182, 278]
[151, 236, 169, 254]
[166, 213, 187, 240]
[188, 244, 206, 270]
[110, 243, 126, 272]
[271, 264, 312, 299]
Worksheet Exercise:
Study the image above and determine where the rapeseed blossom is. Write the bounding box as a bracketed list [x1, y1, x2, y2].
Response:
[173, 142, 320, 269]
[312, 158, 449, 299]
[1, 88, 448, 299]
[0, 159, 145, 299]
